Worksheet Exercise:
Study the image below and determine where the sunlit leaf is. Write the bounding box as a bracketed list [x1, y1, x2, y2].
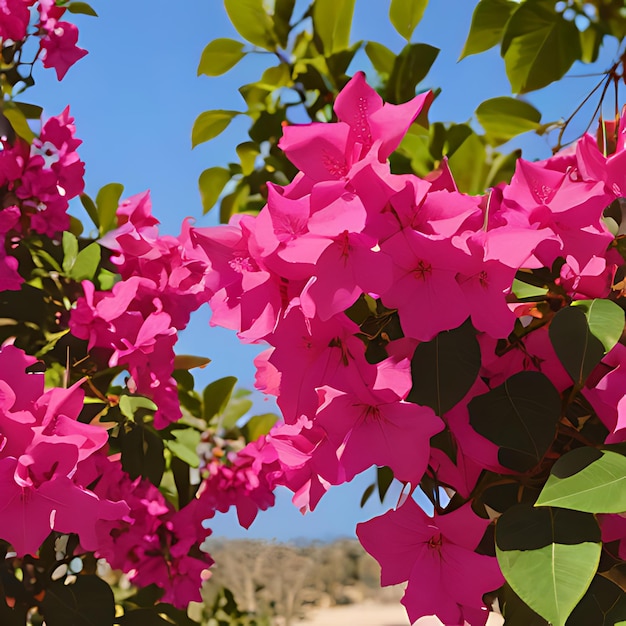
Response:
[389, 0, 428, 41]
[203, 376, 237, 422]
[460, 0, 518, 59]
[364, 41, 395, 76]
[501, 1, 582, 93]
[191, 110, 240, 148]
[3, 105, 34, 142]
[69, 242, 101, 281]
[536, 448, 626, 513]
[96, 182, 124, 235]
[198, 166, 231, 213]
[61, 231, 79, 275]
[236, 141, 260, 175]
[496, 504, 601, 626]
[476, 96, 541, 144]
[572, 298, 624, 355]
[166, 429, 201, 468]
[312, 0, 356, 54]
[197, 38, 246, 76]
[244, 413, 279, 441]
[224, 0, 277, 50]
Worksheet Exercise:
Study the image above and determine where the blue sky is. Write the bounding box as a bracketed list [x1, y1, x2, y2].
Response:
[26, 1, 622, 540]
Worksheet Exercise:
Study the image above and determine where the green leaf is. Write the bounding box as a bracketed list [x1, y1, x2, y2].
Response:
[460, 0, 517, 59]
[469, 371, 561, 472]
[389, 0, 428, 41]
[197, 38, 246, 76]
[536, 449, 626, 513]
[476, 96, 541, 144]
[96, 182, 124, 235]
[273, 0, 295, 48]
[220, 183, 250, 223]
[173, 354, 211, 370]
[13, 101, 43, 119]
[224, 0, 276, 50]
[408, 318, 481, 416]
[220, 393, 253, 430]
[236, 141, 260, 176]
[579, 26, 602, 64]
[512, 277, 548, 299]
[61, 231, 79, 275]
[80, 193, 99, 229]
[69, 242, 100, 281]
[203, 376, 237, 421]
[496, 505, 601, 626]
[3, 105, 34, 142]
[166, 428, 201, 468]
[501, 0, 582, 94]
[312, 0, 356, 54]
[198, 166, 231, 214]
[67, 1, 98, 16]
[244, 413, 278, 441]
[191, 110, 239, 148]
[571, 298, 624, 355]
[447, 130, 487, 194]
[360, 483, 375, 508]
[549, 305, 605, 387]
[567, 575, 626, 626]
[377, 466, 394, 503]
[364, 41, 396, 76]
[119, 395, 158, 419]
[39, 576, 114, 626]
[385, 42, 439, 104]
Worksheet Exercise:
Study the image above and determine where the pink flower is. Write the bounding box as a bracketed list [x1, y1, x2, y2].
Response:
[40, 21, 88, 80]
[357, 500, 503, 625]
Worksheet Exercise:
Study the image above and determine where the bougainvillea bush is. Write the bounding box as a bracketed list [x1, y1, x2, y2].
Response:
[2, 0, 626, 625]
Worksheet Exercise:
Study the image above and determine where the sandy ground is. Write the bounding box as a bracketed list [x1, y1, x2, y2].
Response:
[297, 602, 505, 626]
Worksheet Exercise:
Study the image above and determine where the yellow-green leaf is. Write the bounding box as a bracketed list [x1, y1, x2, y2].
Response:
[198, 167, 231, 214]
[312, 0, 356, 54]
[389, 0, 428, 41]
[191, 110, 240, 148]
[476, 96, 541, 144]
[224, 0, 277, 50]
[197, 38, 246, 77]
[460, 0, 517, 59]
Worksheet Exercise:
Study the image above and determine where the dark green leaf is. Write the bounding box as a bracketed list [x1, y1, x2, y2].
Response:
[312, 0, 356, 54]
[273, 0, 295, 48]
[67, 1, 98, 16]
[549, 305, 605, 386]
[203, 376, 237, 421]
[476, 96, 541, 143]
[386, 42, 439, 104]
[191, 110, 240, 148]
[536, 449, 626, 513]
[219, 183, 250, 223]
[566, 575, 626, 626]
[377, 466, 394, 503]
[116, 609, 173, 625]
[469, 371, 561, 472]
[408, 318, 480, 416]
[500, 583, 549, 626]
[120, 423, 164, 486]
[96, 182, 124, 235]
[198, 166, 231, 213]
[360, 483, 375, 507]
[364, 41, 395, 76]
[460, 0, 517, 59]
[501, 0, 582, 93]
[579, 26, 602, 64]
[39, 575, 115, 626]
[389, 0, 428, 41]
[119, 395, 158, 418]
[13, 101, 43, 119]
[70, 243, 101, 281]
[197, 38, 246, 76]
[496, 505, 601, 626]
[224, 0, 277, 50]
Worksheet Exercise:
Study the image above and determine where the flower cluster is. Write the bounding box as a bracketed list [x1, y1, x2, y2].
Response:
[90, 456, 213, 608]
[0, 107, 85, 289]
[189, 73, 626, 624]
[0, 344, 128, 557]
[70, 192, 210, 428]
[0, 0, 87, 80]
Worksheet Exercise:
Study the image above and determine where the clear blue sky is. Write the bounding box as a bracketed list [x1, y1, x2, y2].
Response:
[27, 0, 622, 540]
